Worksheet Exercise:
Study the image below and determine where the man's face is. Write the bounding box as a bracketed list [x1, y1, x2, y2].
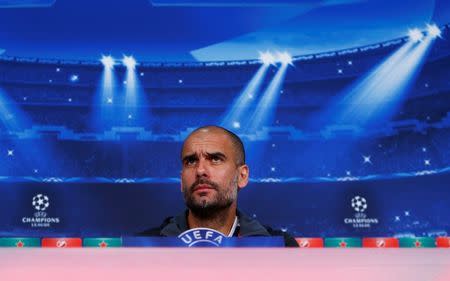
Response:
[181, 129, 248, 216]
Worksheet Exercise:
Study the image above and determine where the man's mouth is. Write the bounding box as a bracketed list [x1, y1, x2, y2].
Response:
[194, 184, 214, 192]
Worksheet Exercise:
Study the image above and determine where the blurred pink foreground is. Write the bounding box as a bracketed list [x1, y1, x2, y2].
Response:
[1, 248, 450, 281]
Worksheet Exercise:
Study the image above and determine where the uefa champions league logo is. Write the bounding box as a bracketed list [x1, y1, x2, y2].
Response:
[22, 194, 60, 228]
[32, 194, 50, 211]
[351, 196, 367, 213]
[344, 195, 378, 229]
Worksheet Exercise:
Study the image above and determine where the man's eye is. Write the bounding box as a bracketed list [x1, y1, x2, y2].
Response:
[211, 156, 222, 163]
[185, 158, 197, 166]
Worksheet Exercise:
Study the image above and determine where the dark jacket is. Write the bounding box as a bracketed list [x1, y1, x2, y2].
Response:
[139, 210, 299, 247]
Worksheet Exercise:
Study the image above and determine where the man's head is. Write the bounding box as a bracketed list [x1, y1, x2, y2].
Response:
[180, 126, 249, 218]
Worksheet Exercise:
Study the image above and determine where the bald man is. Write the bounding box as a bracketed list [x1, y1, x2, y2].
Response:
[140, 125, 298, 247]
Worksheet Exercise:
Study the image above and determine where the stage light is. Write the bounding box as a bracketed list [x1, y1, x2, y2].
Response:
[122, 55, 137, 69]
[277, 52, 293, 65]
[232, 121, 241, 129]
[259, 51, 275, 65]
[408, 28, 423, 42]
[101, 55, 115, 69]
[70, 74, 79, 82]
[427, 24, 441, 38]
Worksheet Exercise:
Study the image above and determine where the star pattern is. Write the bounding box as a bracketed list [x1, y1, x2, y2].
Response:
[363, 155, 372, 164]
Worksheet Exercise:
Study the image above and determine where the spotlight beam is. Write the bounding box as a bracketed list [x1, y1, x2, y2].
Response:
[93, 54, 118, 131]
[248, 64, 289, 132]
[0, 87, 30, 132]
[329, 34, 435, 128]
[221, 64, 270, 129]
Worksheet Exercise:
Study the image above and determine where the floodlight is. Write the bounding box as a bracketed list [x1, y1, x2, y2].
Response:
[277, 51, 293, 65]
[427, 24, 441, 38]
[408, 28, 423, 42]
[101, 55, 115, 69]
[122, 55, 137, 69]
[259, 51, 275, 65]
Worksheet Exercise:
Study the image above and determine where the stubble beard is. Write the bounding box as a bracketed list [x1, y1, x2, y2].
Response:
[183, 176, 238, 219]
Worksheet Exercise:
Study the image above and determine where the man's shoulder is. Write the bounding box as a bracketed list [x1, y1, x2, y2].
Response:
[263, 226, 299, 247]
[137, 216, 176, 236]
[237, 211, 298, 247]
[138, 226, 164, 236]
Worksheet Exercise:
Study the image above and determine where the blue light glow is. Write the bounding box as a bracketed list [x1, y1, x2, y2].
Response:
[408, 28, 423, 42]
[101, 55, 115, 69]
[326, 33, 436, 128]
[122, 55, 137, 69]
[93, 55, 119, 130]
[259, 51, 275, 65]
[70, 74, 79, 82]
[426, 24, 441, 38]
[276, 51, 293, 65]
[221, 64, 270, 130]
[248, 63, 289, 132]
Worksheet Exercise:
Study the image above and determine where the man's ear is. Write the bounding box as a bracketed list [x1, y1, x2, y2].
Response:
[237, 164, 249, 190]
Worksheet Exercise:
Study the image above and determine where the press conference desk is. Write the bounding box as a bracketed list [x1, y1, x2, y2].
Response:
[1, 249, 449, 281]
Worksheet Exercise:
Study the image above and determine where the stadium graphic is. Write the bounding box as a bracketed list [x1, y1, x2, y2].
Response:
[0, 0, 449, 239]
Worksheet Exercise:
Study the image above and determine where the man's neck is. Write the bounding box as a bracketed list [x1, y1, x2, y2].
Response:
[187, 206, 237, 236]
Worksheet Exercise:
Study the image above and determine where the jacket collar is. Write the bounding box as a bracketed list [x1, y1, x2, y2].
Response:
[159, 209, 270, 237]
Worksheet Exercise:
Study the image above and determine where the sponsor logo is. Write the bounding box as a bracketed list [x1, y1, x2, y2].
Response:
[376, 239, 386, 248]
[178, 228, 225, 247]
[298, 239, 310, 248]
[344, 195, 379, 229]
[21, 194, 61, 228]
[56, 240, 67, 248]
[414, 240, 422, 248]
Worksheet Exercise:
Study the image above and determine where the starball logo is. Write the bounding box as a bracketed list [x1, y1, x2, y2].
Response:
[344, 195, 379, 229]
[178, 228, 225, 247]
[22, 194, 60, 228]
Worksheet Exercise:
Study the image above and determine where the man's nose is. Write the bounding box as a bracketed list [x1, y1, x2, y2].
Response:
[196, 158, 209, 178]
